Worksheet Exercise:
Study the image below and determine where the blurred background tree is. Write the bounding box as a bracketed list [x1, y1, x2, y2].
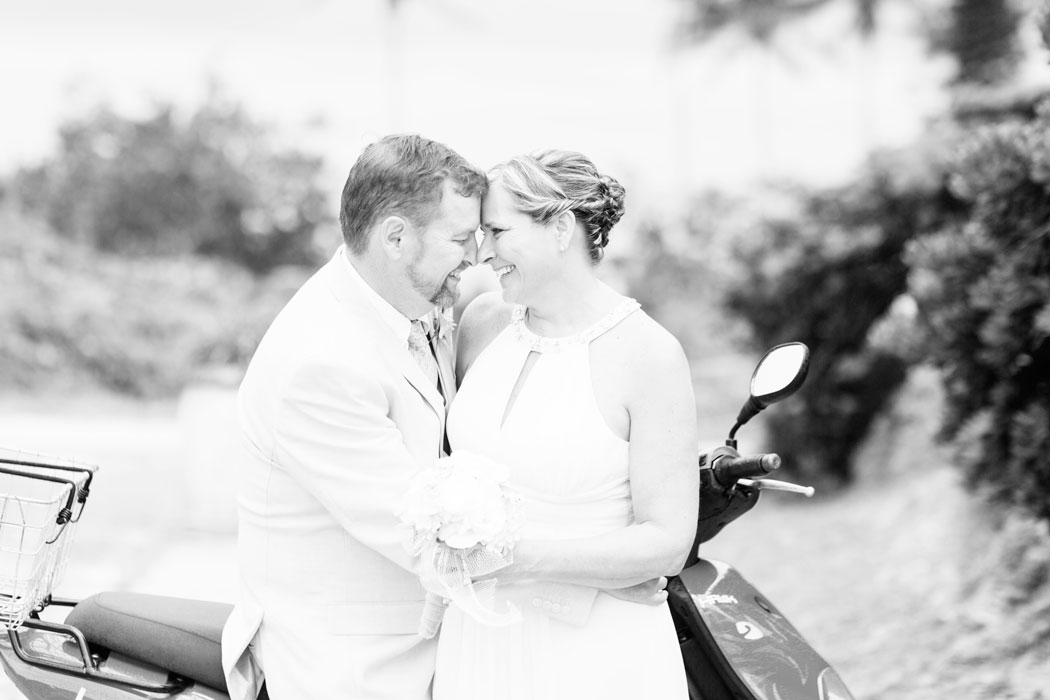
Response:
[907, 101, 1050, 525]
[663, 0, 1050, 515]
[717, 161, 964, 486]
[680, 0, 879, 42]
[0, 92, 332, 396]
[940, 0, 1023, 86]
[8, 93, 329, 273]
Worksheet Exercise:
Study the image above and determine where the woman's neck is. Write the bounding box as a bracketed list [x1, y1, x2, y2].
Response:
[523, 276, 622, 338]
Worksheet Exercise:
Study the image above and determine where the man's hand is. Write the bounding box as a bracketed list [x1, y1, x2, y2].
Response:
[605, 576, 669, 605]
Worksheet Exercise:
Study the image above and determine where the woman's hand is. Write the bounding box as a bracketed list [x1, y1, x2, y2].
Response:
[605, 576, 669, 605]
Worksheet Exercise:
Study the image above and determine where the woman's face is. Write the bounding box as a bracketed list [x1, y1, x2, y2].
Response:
[479, 180, 559, 305]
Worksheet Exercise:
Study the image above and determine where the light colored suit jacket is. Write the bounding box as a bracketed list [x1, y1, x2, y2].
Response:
[221, 248, 453, 700]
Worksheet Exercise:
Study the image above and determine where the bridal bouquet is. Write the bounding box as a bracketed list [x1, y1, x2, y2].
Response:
[398, 450, 523, 638]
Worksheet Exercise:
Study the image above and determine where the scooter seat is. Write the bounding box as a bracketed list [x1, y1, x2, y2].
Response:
[65, 591, 232, 693]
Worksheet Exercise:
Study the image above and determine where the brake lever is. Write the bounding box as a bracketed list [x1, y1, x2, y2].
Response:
[737, 478, 815, 497]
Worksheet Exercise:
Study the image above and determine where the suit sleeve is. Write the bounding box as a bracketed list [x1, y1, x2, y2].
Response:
[272, 356, 433, 574]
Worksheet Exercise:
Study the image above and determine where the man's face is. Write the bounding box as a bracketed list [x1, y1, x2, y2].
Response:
[405, 182, 481, 310]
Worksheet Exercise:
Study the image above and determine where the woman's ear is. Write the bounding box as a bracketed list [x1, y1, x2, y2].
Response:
[553, 210, 577, 252]
[377, 215, 409, 259]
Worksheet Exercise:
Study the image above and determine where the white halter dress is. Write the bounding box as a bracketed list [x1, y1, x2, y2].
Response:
[433, 298, 688, 700]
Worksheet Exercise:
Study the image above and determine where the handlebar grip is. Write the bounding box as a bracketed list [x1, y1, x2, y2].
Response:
[713, 453, 781, 486]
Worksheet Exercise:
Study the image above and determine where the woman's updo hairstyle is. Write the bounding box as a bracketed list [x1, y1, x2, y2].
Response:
[490, 150, 626, 263]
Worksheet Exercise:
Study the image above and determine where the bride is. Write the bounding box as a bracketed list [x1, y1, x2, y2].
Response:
[432, 149, 698, 699]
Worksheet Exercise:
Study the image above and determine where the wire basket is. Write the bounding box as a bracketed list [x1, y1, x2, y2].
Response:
[0, 448, 96, 630]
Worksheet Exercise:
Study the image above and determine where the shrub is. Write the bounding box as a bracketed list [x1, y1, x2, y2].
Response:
[906, 100, 1050, 524]
[0, 207, 311, 397]
[7, 96, 331, 273]
[718, 155, 965, 485]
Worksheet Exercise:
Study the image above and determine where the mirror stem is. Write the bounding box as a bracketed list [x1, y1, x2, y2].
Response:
[726, 422, 742, 449]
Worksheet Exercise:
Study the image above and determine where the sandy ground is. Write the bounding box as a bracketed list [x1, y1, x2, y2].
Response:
[0, 376, 1047, 699]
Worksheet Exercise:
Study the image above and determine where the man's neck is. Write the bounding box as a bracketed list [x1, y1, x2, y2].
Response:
[344, 248, 428, 319]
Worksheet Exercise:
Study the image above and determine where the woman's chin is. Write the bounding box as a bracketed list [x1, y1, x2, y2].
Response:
[497, 277, 521, 304]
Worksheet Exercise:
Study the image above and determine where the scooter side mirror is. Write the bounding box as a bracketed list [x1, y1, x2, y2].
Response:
[750, 342, 810, 407]
[728, 342, 810, 444]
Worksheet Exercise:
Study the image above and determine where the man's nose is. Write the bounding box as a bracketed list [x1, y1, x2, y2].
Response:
[477, 232, 495, 265]
[458, 232, 478, 267]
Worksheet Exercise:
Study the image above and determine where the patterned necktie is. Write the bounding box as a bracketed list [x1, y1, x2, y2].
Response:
[408, 319, 439, 389]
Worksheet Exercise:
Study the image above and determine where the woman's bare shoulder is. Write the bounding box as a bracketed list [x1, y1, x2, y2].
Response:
[614, 308, 692, 381]
[604, 306, 685, 358]
[612, 310, 696, 428]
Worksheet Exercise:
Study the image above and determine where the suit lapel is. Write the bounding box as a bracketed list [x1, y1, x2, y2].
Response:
[400, 351, 445, 421]
[321, 252, 446, 428]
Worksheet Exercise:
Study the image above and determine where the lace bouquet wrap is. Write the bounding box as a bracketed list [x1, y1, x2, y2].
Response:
[398, 450, 523, 638]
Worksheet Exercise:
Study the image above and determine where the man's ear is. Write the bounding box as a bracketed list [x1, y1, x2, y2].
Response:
[377, 215, 409, 259]
[553, 210, 577, 252]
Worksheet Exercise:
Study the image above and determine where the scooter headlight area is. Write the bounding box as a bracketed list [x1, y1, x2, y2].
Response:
[818, 666, 856, 700]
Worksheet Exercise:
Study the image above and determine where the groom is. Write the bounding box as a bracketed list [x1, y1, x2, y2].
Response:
[220, 134, 487, 700]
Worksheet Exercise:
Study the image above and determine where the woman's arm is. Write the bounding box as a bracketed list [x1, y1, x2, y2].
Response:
[498, 321, 699, 589]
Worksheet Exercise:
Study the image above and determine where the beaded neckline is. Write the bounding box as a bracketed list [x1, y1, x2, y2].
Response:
[511, 297, 641, 353]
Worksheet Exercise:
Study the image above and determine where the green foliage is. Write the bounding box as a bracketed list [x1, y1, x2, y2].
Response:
[906, 100, 1050, 524]
[8, 96, 331, 272]
[0, 207, 310, 397]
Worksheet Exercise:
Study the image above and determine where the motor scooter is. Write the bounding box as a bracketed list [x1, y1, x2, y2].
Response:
[0, 342, 855, 699]
[668, 341, 856, 700]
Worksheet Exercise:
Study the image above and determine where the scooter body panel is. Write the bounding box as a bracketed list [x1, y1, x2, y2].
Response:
[671, 558, 840, 700]
[0, 627, 228, 700]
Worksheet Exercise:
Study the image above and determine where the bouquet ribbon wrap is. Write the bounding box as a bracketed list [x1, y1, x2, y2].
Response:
[412, 536, 521, 639]
[399, 451, 523, 638]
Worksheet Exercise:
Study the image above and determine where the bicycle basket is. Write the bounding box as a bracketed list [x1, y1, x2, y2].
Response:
[0, 448, 96, 629]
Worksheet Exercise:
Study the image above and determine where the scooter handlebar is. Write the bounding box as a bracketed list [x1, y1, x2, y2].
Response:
[712, 453, 781, 486]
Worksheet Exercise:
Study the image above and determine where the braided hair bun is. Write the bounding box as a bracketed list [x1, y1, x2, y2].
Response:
[492, 149, 626, 263]
[591, 174, 626, 253]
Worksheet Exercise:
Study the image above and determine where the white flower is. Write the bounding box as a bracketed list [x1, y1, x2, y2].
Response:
[397, 450, 523, 636]
[434, 306, 457, 342]
[398, 450, 519, 553]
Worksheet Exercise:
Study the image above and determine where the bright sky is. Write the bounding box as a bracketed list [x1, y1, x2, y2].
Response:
[3, 0, 1021, 217]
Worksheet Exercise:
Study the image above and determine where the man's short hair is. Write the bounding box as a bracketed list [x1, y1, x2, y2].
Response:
[339, 135, 487, 254]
